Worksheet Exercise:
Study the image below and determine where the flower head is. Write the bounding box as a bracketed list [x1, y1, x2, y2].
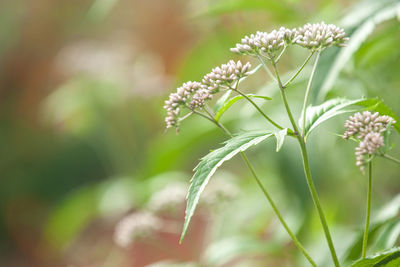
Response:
[202, 60, 251, 92]
[344, 111, 395, 140]
[344, 111, 395, 171]
[164, 81, 209, 130]
[295, 22, 349, 50]
[114, 211, 162, 247]
[230, 27, 296, 58]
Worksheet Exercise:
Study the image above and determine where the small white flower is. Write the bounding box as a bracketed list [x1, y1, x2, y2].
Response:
[295, 22, 349, 50]
[344, 111, 395, 171]
[231, 27, 296, 58]
[202, 60, 251, 92]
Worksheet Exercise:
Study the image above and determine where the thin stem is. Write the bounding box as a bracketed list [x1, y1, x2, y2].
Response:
[240, 152, 317, 267]
[257, 55, 277, 82]
[273, 64, 340, 267]
[283, 52, 315, 88]
[381, 154, 400, 165]
[280, 88, 300, 135]
[275, 45, 287, 63]
[362, 158, 372, 258]
[301, 51, 321, 135]
[298, 139, 340, 267]
[233, 88, 283, 130]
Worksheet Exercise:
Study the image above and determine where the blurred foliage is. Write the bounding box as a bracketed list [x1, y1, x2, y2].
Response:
[0, 0, 399, 266]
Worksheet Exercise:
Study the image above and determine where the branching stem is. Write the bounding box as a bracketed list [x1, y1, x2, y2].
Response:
[273, 59, 340, 267]
[191, 111, 316, 267]
[381, 154, 400, 165]
[301, 51, 321, 135]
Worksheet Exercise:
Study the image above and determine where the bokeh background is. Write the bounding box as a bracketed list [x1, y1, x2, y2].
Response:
[0, 0, 399, 266]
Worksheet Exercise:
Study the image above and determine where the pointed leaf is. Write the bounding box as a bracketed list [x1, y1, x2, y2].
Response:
[214, 94, 271, 122]
[301, 98, 399, 139]
[351, 247, 400, 267]
[180, 131, 273, 242]
[274, 128, 288, 152]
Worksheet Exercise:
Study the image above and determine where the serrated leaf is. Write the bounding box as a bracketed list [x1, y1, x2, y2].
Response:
[214, 94, 271, 122]
[274, 128, 288, 152]
[351, 247, 400, 267]
[314, 0, 400, 102]
[301, 98, 400, 139]
[180, 131, 273, 242]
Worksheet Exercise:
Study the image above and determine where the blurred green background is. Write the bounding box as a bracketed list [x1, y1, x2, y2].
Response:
[0, 0, 399, 266]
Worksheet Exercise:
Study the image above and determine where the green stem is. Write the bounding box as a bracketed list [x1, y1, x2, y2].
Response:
[299, 139, 340, 267]
[362, 159, 372, 258]
[257, 55, 277, 82]
[233, 89, 283, 130]
[274, 62, 340, 267]
[240, 152, 317, 267]
[381, 154, 400, 165]
[301, 51, 321, 135]
[191, 111, 317, 266]
[283, 52, 315, 88]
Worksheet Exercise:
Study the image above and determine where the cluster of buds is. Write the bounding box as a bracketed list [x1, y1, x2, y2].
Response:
[114, 211, 162, 247]
[231, 22, 348, 58]
[164, 81, 210, 130]
[230, 27, 297, 58]
[295, 22, 349, 50]
[164, 60, 251, 131]
[202, 60, 251, 91]
[344, 111, 395, 171]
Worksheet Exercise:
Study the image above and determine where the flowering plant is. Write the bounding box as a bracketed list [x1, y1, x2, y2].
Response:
[162, 22, 400, 267]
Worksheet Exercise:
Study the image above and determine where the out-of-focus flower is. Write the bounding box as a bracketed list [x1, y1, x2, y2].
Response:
[200, 178, 239, 206]
[344, 111, 395, 171]
[202, 60, 251, 92]
[114, 212, 162, 248]
[295, 22, 349, 50]
[147, 183, 187, 213]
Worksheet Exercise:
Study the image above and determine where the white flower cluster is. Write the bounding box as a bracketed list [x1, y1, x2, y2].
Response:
[114, 211, 162, 248]
[164, 81, 211, 129]
[295, 22, 349, 50]
[202, 60, 251, 92]
[230, 27, 296, 58]
[231, 22, 348, 57]
[164, 60, 251, 131]
[344, 111, 395, 171]
[147, 183, 187, 213]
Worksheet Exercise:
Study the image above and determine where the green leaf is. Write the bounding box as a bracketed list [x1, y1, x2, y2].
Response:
[213, 90, 232, 113]
[214, 94, 271, 122]
[274, 128, 288, 152]
[180, 131, 273, 242]
[301, 98, 400, 139]
[373, 220, 400, 251]
[351, 247, 400, 267]
[313, 0, 400, 102]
